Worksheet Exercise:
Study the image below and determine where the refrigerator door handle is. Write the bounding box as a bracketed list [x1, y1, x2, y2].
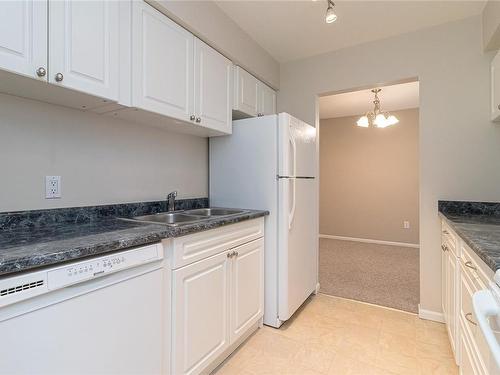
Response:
[289, 134, 297, 229]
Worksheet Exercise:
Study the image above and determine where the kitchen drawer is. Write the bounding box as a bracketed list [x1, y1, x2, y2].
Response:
[461, 244, 492, 291]
[442, 221, 459, 257]
[164, 218, 264, 269]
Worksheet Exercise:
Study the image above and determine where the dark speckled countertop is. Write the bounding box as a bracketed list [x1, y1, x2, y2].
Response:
[439, 201, 500, 271]
[0, 199, 268, 277]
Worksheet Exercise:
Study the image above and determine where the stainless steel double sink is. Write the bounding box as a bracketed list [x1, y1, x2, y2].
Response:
[126, 208, 248, 226]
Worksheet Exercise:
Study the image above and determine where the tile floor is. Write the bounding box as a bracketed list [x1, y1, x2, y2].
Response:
[214, 294, 457, 375]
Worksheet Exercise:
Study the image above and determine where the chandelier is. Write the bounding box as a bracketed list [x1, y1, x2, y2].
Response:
[356, 88, 399, 128]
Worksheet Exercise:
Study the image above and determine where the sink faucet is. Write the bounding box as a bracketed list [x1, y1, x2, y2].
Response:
[166, 191, 178, 212]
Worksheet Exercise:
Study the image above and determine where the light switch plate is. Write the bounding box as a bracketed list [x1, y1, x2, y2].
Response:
[45, 176, 61, 199]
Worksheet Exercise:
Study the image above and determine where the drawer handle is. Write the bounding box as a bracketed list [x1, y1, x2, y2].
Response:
[443, 230, 449, 235]
[227, 251, 238, 258]
[465, 261, 477, 271]
[441, 244, 448, 252]
[465, 312, 478, 326]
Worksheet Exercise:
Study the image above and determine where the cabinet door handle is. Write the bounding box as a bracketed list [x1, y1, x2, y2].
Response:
[55, 72, 64, 82]
[497, 104, 500, 111]
[465, 312, 477, 326]
[442, 230, 449, 235]
[227, 252, 233, 258]
[36, 67, 46, 77]
[234, 251, 239, 257]
[465, 261, 477, 271]
[190, 115, 195, 121]
[195, 117, 201, 123]
[441, 244, 448, 252]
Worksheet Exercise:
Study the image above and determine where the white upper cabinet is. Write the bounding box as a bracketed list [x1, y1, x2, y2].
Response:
[132, 1, 194, 123]
[49, 0, 120, 101]
[233, 66, 259, 117]
[491, 50, 500, 122]
[0, 0, 47, 80]
[258, 82, 277, 116]
[194, 38, 232, 134]
[233, 65, 277, 118]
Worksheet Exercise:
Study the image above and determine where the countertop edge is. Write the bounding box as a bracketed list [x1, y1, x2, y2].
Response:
[438, 211, 500, 272]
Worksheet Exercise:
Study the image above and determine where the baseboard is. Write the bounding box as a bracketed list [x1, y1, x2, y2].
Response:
[319, 234, 419, 248]
[418, 305, 445, 323]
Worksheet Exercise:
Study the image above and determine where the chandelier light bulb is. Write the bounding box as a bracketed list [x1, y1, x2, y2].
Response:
[356, 116, 369, 127]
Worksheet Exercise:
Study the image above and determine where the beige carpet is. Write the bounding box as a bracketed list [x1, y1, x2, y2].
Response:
[319, 238, 419, 313]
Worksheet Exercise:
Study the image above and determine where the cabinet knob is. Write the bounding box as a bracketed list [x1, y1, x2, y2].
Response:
[55, 72, 64, 82]
[257, 113, 263, 117]
[234, 251, 239, 257]
[227, 252, 232, 258]
[190, 115, 195, 121]
[36, 67, 46, 77]
[497, 104, 500, 111]
[195, 117, 201, 123]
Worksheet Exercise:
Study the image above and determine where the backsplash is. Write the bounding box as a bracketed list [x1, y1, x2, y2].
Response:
[0, 198, 209, 230]
[438, 200, 500, 216]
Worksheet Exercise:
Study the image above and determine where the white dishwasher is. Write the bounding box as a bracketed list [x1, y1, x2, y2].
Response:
[0, 243, 165, 375]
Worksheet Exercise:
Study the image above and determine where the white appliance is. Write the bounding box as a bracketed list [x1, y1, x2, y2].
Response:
[0, 243, 165, 374]
[210, 113, 318, 328]
[473, 271, 500, 373]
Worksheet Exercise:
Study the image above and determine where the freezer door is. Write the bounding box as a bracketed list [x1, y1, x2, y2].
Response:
[278, 177, 317, 321]
[278, 113, 316, 178]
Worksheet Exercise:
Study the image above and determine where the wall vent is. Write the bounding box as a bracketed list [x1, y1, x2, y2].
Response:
[0, 280, 44, 297]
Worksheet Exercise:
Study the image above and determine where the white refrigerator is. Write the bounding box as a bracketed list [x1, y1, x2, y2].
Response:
[209, 113, 318, 328]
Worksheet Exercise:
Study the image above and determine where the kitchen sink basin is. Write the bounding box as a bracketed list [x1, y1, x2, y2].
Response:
[184, 208, 247, 217]
[125, 208, 248, 226]
[131, 212, 204, 225]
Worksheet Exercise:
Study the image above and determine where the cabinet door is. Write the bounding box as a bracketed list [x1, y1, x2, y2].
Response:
[49, 0, 119, 101]
[442, 244, 448, 322]
[194, 38, 232, 134]
[492, 51, 500, 122]
[258, 82, 277, 116]
[233, 66, 258, 116]
[132, 2, 194, 122]
[447, 251, 457, 354]
[230, 238, 264, 344]
[172, 252, 230, 375]
[0, 0, 47, 80]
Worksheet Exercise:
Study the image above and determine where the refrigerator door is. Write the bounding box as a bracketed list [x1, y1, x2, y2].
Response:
[277, 113, 318, 322]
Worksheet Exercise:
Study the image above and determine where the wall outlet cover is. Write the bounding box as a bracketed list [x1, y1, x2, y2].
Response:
[403, 220, 410, 229]
[45, 176, 61, 199]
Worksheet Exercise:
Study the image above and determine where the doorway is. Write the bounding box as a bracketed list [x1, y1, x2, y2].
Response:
[318, 80, 420, 313]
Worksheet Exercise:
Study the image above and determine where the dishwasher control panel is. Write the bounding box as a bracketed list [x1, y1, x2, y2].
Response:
[47, 244, 162, 290]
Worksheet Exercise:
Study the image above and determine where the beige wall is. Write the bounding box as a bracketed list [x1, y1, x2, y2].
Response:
[149, 0, 280, 89]
[0, 94, 208, 212]
[320, 109, 419, 244]
[482, 0, 500, 51]
[278, 16, 500, 314]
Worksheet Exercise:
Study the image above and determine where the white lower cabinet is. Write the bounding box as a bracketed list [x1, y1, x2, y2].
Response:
[165, 218, 265, 375]
[230, 239, 264, 343]
[441, 219, 499, 374]
[172, 251, 230, 375]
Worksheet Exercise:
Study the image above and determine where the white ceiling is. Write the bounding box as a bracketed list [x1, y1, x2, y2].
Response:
[215, 0, 486, 63]
[319, 81, 419, 119]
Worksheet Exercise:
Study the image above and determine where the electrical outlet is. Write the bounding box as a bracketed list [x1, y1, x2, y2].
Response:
[403, 220, 410, 229]
[45, 176, 61, 199]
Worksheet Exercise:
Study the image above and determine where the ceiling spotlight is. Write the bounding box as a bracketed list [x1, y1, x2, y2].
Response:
[325, 0, 337, 24]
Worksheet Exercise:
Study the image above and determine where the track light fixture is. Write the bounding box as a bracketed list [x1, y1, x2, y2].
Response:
[325, 0, 337, 24]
